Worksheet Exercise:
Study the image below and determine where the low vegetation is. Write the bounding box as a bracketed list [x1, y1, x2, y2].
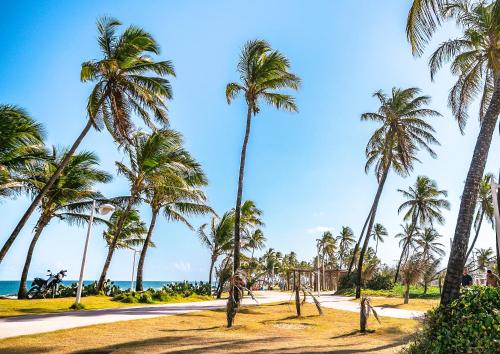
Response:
[337, 284, 441, 299]
[403, 286, 500, 353]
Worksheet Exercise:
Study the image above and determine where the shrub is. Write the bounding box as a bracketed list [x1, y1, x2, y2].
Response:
[69, 302, 86, 310]
[367, 274, 393, 290]
[403, 286, 500, 353]
[139, 293, 154, 304]
[338, 273, 357, 290]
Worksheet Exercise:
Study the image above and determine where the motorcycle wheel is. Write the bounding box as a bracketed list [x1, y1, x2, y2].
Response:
[26, 287, 39, 299]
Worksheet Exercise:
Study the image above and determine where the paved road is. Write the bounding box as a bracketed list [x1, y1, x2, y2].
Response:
[0, 292, 424, 339]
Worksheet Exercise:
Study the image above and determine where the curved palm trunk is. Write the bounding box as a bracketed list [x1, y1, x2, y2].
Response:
[227, 106, 252, 328]
[208, 254, 217, 287]
[0, 119, 93, 264]
[355, 163, 390, 299]
[136, 209, 158, 291]
[394, 213, 419, 283]
[98, 196, 135, 291]
[18, 214, 50, 299]
[347, 208, 373, 276]
[442, 75, 500, 305]
[465, 210, 485, 262]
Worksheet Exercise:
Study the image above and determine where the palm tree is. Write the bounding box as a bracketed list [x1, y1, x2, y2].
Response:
[417, 227, 445, 262]
[475, 247, 494, 270]
[465, 174, 495, 261]
[370, 223, 388, 255]
[0, 105, 45, 199]
[135, 147, 212, 291]
[336, 226, 355, 268]
[401, 254, 425, 304]
[395, 223, 421, 283]
[98, 130, 194, 291]
[17, 149, 111, 298]
[354, 87, 441, 298]
[0, 17, 175, 264]
[103, 209, 148, 250]
[407, 0, 500, 305]
[197, 212, 235, 286]
[244, 229, 267, 259]
[394, 176, 449, 281]
[421, 257, 441, 294]
[225, 39, 300, 328]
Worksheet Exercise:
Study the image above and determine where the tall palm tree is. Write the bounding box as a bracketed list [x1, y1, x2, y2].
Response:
[136, 178, 212, 291]
[465, 174, 495, 260]
[355, 87, 441, 298]
[407, 0, 500, 305]
[197, 211, 235, 286]
[370, 223, 388, 255]
[395, 223, 421, 283]
[244, 229, 267, 259]
[17, 149, 111, 298]
[0, 105, 45, 199]
[98, 130, 193, 290]
[417, 227, 445, 262]
[394, 176, 449, 281]
[225, 39, 300, 327]
[336, 226, 355, 268]
[0, 17, 175, 264]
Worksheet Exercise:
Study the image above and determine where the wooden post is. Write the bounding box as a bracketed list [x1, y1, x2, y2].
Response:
[309, 272, 312, 289]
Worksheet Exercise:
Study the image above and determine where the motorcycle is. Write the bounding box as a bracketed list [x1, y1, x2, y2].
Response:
[27, 269, 67, 299]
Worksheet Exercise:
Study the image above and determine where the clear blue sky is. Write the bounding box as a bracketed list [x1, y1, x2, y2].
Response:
[0, 0, 498, 281]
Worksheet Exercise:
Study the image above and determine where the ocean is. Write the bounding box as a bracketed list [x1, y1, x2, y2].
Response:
[0, 280, 200, 296]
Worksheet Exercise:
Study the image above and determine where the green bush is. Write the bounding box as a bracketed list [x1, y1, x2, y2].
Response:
[338, 273, 357, 290]
[69, 302, 86, 310]
[367, 274, 393, 290]
[139, 293, 154, 304]
[403, 286, 500, 353]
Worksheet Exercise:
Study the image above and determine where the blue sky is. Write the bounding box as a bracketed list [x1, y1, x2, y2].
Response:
[0, 0, 498, 282]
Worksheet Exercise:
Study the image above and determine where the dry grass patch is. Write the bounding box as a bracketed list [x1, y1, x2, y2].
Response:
[352, 297, 439, 312]
[0, 301, 419, 353]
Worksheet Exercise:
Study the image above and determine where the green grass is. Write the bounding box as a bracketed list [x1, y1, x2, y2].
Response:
[337, 284, 441, 299]
[0, 294, 213, 318]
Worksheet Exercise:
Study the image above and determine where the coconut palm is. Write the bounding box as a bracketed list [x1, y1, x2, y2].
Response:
[0, 105, 45, 199]
[417, 227, 445, 261]
[17, 149, 111, 298]
[244, 229, 267, 259]
[1, 17, 175, 264]
[421, 257, 441, 294]
[197, 212, 235, 286]
[401, 254, 426, 304]
[225, 39, 300, 327]
[98, 129, 196, 290]
[475, 247, 494, 270]
[394, 176, 449, 281]
[370, 223, 388, 255]
[336, 226, 355, 268]
[395, 223, 421, 283]
[354, 87, 441, 298]
[406, 0, 500, 305]
[103, 209, 148, 250]
[465, 174, 495, 260]
[135, 153, 212, 291]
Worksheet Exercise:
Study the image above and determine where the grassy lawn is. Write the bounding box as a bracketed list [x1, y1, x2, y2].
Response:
[351, 297, 439, 312]
[0, 302, 419, 353]
[0, 294, 212, 318]
[338, 284, 441, 299]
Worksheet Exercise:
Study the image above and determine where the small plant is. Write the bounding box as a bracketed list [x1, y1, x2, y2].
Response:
[69, 302, 86, 310]
[359, 296, 380, 334]
[366, 274, 393, 290]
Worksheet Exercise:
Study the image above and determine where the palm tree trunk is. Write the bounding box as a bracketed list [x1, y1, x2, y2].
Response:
[442, 75, 500, 305]
[355, 163, 390, 299]
[208, 254, 216, 287]
[136, 209, 158, 291]
[465, 210, 485, 262]
[404, 283, 410, 304]
[0, 119, 93, 264]
[17, 214, 50, 299]
[394, 213, 419, 283]
[347, 207, 374, 276]
[98, 195, 135, 291]
[227, 105, 252, 328]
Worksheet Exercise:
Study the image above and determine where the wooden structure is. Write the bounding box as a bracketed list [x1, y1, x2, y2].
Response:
[285, 268, 341, 292]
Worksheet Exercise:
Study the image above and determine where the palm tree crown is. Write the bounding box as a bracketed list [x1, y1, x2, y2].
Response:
[81, 17, 175, 142]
